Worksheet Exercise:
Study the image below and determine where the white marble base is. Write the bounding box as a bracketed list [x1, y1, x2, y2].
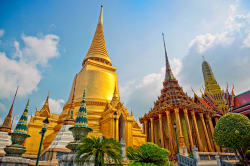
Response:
[49, 125, 74, 149]
[58, 153, 94, 166]
[0, 131, 11, 155]
[0, 156, 30, 166]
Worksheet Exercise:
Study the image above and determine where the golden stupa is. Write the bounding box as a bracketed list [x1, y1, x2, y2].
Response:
[24, 6, 145, 158]
[202, 56, 228, 111]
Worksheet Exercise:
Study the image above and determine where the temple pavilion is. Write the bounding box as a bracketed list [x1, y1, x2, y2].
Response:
[139, 34, 221, 155]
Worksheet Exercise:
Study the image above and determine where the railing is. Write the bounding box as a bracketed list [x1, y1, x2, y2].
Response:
[178, 154, 197, 166]
[221, 160, 236, 166]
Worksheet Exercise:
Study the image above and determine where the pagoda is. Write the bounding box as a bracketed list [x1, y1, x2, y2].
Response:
[202, 57, 228, 112]
[0, 87, 18, 156]
[140, 34, 220, 156]
[24, 6, 145, 157]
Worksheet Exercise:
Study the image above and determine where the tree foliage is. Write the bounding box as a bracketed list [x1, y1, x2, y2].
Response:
[214, 113, 250, 149]
[75, 137, 122, 166]
[213, 113, 250, 165]
[127, 142, 170, 166]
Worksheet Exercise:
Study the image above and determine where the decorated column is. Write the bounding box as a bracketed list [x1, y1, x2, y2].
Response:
[183, 109, 194, 151]
[199, 113, 213, 152]
[144, 120, 149, 141]
[207, 114, 220, 152]
[174, 108, 186, 154]
[158, 114, 164, 148]
[191, 111, 203, 151]
[166, 110, 173, 153]
[150, 118, 154, 143]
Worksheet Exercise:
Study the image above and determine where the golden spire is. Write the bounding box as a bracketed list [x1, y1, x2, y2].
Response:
[67, 74, 78, 120]
[0, 86, 18, 133]
[162, 33, 175, 81]
[40, 92, 51, 117]
[83, 5, 112, 66]
[202, 57, 226, 109]
[130, 106, 134, 117]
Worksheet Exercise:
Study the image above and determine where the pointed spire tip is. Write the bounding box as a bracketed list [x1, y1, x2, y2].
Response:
[98, 5, 103, 24]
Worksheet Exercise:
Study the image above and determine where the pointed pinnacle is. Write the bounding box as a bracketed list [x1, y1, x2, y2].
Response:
[98, 5, 103, 24]
[26, 99, 30, 109]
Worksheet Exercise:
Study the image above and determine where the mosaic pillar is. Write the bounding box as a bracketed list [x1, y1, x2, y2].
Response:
[158, 114, 164, 148]
[183, 109, 194, 151]
[199, 113, 213, 152]
[174, 108, 186, 154]
[150, 118, 154, 143]
[166, 110, 173, 153]
[191, 111, 203, 151]
[207, 114, 220, 152]
[144, 120, 149, 142]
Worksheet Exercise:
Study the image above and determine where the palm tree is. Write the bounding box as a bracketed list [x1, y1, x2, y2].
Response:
[75, 137, 122, 166]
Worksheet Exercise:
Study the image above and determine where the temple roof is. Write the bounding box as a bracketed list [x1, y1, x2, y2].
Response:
[140, 36, 211, 120]
[0, 86, 18, 133]
[234, 90, 250, 108]
[83, 6, 112, 66]
[39, 93, 51, 117]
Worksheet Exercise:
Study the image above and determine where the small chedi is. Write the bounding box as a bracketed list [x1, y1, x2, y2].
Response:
[0, 87, 18, 156]
[58, 89, 93, 166]
[4, 99, 30, 156]
[66, 89, 93, 152]
[0, 100, 30, 166]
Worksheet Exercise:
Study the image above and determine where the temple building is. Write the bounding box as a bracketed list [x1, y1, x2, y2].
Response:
[139, 34, 221, 156]
[24, 6, 145, 158]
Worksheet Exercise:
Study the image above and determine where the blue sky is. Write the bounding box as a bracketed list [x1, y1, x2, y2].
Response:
[0, 0, 250, 122]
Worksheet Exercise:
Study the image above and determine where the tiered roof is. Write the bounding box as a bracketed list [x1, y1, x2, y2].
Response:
[140, 34, 211, 120]
[39, 93, 51, 117]
[83, 5, 112, 66]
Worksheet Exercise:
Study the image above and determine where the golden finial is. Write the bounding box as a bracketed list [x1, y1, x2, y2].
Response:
[99, 5, 103, 25]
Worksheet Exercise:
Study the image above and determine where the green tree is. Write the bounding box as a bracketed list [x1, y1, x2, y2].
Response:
[75, 137, 122, 166]
[213, 113, 250, 166]
[127, 142, 170, 166]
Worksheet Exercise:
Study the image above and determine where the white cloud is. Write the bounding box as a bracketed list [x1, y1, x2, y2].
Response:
[242, 33, 250, 48]
[0, 52, 41, 98]
[120, 58, 182, 118]
[120, 1, 250, 118]
[0, 102, 6, 113]
[49, 98, 64, 114]
[0, 29, 4, 38]
[180, 2, 250, 95]
[15, 34, 59, 66]
[0, 34, 60, 99]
